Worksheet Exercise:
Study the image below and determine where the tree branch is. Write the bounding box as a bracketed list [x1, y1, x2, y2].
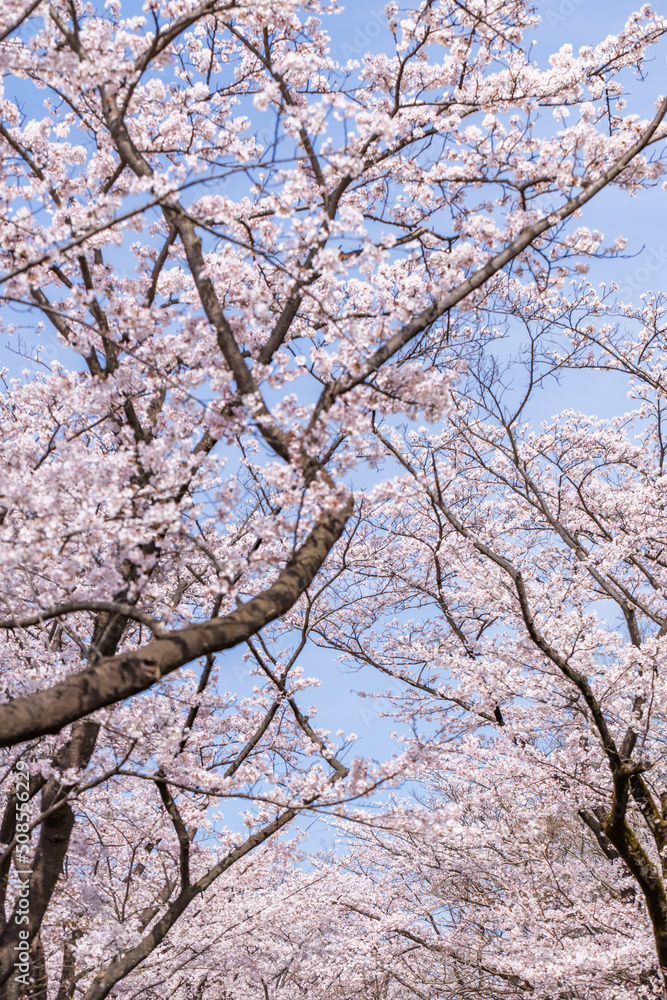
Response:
[0, 497, 353, 747]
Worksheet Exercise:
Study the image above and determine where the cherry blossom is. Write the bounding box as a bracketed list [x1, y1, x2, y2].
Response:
[0, 0, 666, 996]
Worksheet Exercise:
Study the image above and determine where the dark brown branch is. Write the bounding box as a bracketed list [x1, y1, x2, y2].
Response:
[146, 226, 177, 306]
[0, 497, 353, 747]
[54, 926, 80, 1000]
[578, 807, 621, 862]
[222, 702, 280, 779]
[0, 721, 99, 987]
[601, 781, 667, 980]
[0, 601, 164, 635]
[0, 0, 43, 41]
[154, 780, 190, 889]
[0, 123, 61, 206]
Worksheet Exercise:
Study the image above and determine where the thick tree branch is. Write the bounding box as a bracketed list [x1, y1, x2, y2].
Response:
[578, 807, 621, 862]
[0, 498, 353, 747]
[0, 721, 99, 987]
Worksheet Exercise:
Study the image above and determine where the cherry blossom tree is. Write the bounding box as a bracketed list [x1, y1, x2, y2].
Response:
[303, 302, 667, 997]
[0, 0, 666, 996]
[220, 763, 654, 1000]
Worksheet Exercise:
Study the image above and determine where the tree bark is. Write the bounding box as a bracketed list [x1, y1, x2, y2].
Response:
[0, 499, 352, 748]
